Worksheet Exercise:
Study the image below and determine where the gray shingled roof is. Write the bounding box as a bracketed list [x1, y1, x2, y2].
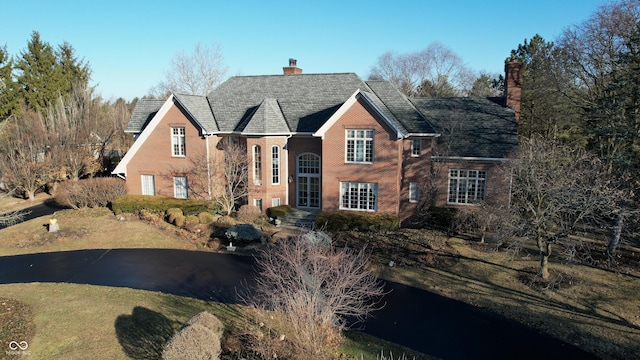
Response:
[410, 97, 518, 159]
[365, 81, 437, 135]
[208, 73, 371, 133]
[174, 94, 218, 132]
[125, 99, 165, 133]
[236, 98, 290, 134]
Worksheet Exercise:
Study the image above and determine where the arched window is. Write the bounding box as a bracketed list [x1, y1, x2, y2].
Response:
[253, 145, 262, 184]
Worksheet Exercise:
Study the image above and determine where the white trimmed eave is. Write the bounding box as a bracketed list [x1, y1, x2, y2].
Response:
[111, 94, 176, 177]
[313, 89, 404, 140]
[432, 155, 510, 162]
[172, 95, 211, 136]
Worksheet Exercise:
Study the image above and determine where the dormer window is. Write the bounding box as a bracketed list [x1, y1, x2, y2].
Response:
[346, 129, 374, 163]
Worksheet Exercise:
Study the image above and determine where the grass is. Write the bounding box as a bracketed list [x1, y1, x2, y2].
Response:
[2, 197, 639, 359]
[0, 199, 429, 359]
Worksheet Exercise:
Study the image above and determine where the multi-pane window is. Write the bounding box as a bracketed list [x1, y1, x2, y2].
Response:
[271, 145, 280, 185]
[409, 182, 419, 203]
[272, 198, 281, 207]
[254, 198, 263, 211]
[141, 175, 155, 196]
[253, 145, 262, 184]
[171, 127, 185, 156]
[174, 176, 188, 199]
[411, 139, 421, 157]
[340, 182, 377, 211]
[448, 169, 486, 204]
[346, 129, 374, 163]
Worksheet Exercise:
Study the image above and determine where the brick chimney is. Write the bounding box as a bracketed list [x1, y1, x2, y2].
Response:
[283, 58, 302, 75]
[505, 59, 523, 123]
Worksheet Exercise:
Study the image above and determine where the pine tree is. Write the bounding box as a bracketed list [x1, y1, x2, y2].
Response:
[0, 45, 19, 121]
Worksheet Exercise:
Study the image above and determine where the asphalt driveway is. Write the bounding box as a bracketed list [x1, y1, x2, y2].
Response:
[0, 249, 597, 359]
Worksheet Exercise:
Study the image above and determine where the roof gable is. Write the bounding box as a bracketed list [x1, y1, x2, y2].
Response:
[173, 93, 218, 134]
[125, 99, 165, 133]
[236, 98, 291, 135]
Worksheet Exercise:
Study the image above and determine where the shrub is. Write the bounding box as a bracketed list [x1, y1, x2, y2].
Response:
[110, 195, 214, 215]
[162, 323, 221, 360]
[185, 312, 224, 336]
[236, 205, 264, 223]
[165, 208, 183, 224]
[428, 206, 458, 231]
[314, 211, 399, 232]
[197, 212, 215, 224]
[173, 214, 186, 228]
[215, 215, 237, 228]
[56, 177, 126, 209]
[225, 223, 262, 241]
[185, 215, 200, 225]
[266, 205, 292, 219]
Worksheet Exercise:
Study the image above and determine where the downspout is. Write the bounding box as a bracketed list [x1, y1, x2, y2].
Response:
[284, 134, 293, 205]
[206, 135, 212, 200]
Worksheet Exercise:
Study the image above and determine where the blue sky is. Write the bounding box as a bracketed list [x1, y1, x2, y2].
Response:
[3, 0, 606, 101]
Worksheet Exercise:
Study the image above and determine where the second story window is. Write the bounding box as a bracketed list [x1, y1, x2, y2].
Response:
[171, 127, 185, 156]
[346, 129, 374, 163]
[271, 145, 280, 185]
[411, 139, 421, 157]
[253, 145, 262, 184]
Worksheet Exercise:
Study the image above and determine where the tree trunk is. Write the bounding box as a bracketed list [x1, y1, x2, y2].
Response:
[607, 213, 624, 256]
[27, 190, 36, 201]
[540, 241, 551, 279]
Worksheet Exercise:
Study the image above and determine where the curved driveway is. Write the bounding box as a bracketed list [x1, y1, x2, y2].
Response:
[0, 248, 597, 359]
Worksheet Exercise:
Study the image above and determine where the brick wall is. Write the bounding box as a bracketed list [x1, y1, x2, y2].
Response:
[432, 161, 511, 208]
[126, 102, 209, 198]
[246, 136, 289, 211]
[321, 97, 401, 215]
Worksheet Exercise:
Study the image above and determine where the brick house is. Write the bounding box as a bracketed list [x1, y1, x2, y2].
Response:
[113, 60, 519, 223]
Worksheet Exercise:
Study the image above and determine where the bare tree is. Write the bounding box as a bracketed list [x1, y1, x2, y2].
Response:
[249, 236, 385, 359]
[507, 137, 619, 279]
[217, 140, 248, 215]
[150, 43, 228, 97]
[369, 42, 473, 97]
[0, 109, 51, 200]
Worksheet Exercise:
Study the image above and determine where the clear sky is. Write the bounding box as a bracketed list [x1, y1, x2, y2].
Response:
[3, 0, 607, 101]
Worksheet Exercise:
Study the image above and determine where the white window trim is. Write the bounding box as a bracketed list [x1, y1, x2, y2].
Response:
[171, 127, 186, 157]
[141, 174, 155, 196]
[174, 176, 188, 199]
[340, 182, 377, 211]
[271, 145, 280, 185]
[447, 169, 487, 205]
[411, 139, 421, 157]
[272, 198, 281, 207]
[345, 129, 374, 164]
[409, 182, 419, 203]
[253, 145, 262, 185]
[254, 198, 263, 211]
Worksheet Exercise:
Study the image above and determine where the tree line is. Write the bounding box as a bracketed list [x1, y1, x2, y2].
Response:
[0, 31, 134, 200]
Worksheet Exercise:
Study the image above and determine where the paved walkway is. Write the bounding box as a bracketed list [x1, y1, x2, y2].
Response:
[0, 249, 598, 359]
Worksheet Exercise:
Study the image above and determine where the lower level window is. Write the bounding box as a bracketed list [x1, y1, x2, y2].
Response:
[174, 176, 188, 199]
[271, 198, 281, 207]
[340, 182, 377, 211]
[254, 198, 263, 211]
[448, 169, 486, 204]
[141, 175, 155, 196]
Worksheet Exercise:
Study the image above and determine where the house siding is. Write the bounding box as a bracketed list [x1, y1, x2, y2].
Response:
[321, 97, 400, 214]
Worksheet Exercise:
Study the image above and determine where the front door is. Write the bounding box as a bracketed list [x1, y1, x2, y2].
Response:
[297, 153, 320, 208]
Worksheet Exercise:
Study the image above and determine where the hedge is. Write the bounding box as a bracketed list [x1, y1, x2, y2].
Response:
[266, 205, 292, 219]
[110, 195, 219, 216]
[314, 210, 399, 232]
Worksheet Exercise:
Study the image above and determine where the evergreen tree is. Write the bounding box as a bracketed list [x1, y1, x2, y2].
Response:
[510, 35, 583, 143]
[14, 31, 90, 119]
[0, 45, 19, 121]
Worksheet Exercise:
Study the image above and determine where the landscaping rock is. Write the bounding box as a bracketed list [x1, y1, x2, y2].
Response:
[225, 224, 262, 241]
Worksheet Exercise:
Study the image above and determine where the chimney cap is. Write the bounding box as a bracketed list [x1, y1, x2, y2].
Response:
[289, 58, 297, 67]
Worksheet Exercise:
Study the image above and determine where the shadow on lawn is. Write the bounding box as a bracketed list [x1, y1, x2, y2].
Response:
[115, 306, 179, 359]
